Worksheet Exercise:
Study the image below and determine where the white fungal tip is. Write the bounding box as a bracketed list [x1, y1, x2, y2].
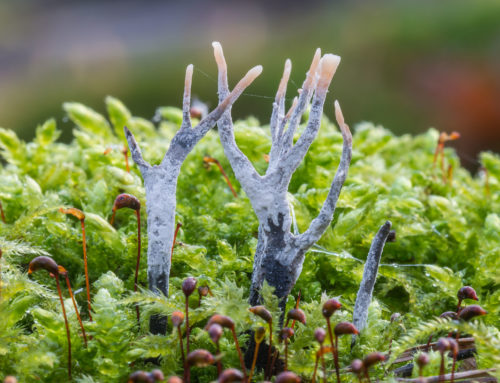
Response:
[334, 100, 344, 125]
[319, 54, 341, 79]
[212, 42, 226, 68]
[186, 64, 194, 74]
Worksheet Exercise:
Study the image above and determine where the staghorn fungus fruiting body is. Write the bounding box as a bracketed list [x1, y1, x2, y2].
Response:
[60, 207, 93, 321]
[212, 42, 353, 311]
[110, 193, 142, 325]
[352, 221, 392, 344]
[28, 256, 72, 380]
[334, 322, 359, 383]
[124, 51, 262, 335]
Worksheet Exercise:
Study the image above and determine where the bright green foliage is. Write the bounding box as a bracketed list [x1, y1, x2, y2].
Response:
[0, 98, 498, 381]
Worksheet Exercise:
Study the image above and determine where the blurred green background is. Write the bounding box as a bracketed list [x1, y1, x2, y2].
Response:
[1, 0, 499, 167]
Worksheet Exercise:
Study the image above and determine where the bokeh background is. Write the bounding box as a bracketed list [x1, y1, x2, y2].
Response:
[1, 0, 499, 168]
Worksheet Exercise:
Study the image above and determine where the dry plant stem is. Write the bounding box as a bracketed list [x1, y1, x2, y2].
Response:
[0, 200, 5, 223]
[63, 274, 88, 347]
[213, 42, 352, 310]
[134, 209, 141, 326]
[125, 57, 261, 335]
[352, 221, 392, 340]
[55, 275, 72, 380]
[171, 222, 182, 263]
[80, 219, 93, 321]
[249, 340, 262, 382]
[205, 157, 238, 197]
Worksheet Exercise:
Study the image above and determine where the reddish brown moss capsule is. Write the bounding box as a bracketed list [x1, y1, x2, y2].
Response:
[218, 368, 244, 383]
[390, 312, 401, 322]
[287, 308, 306, 325]
[281, 327, 294, 341]
[416, 353, 430, 368]
[171, 311, 185, 327]
[150, 370, 165, 382]
[440, 311, 458, 319]
[334, 322, 359, 336]
[182, 277, 197, 297]
[249, 305, 272, 323]
[314, 328, 326, 344]
[275, 371, 301, 383]
[255, 326, 266, 343]
[198, 285, 210, 297]
[205, 314, 235, 330]
[128, 371, 153, 383]
[363, 352, 385, 369]
[458, 305, 487, 321]
[208, 323, 223, 343]
[351, 359, 364, 374]
[322, 298, 342, 318]
[28, 256, 59, 275]
[186, 349, 215, 367]
[113, 193, 140, 212]
[458, 286, 478, 301]
[167, 377, 182, 383]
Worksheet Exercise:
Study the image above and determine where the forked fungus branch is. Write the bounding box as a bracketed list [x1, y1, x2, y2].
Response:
[124, 49, 262, 334]
[212, 41, 353, 308]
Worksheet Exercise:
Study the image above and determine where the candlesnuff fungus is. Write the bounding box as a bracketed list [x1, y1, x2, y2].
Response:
[275, 371, 301, 383]
[109, 193, 142, 325]
[218, 368, 245, 383]
[322, 298, 342, 366]
[205, 314, 247, 379]
[171, 311, 185, 365]
[203, 156, 238, 198]
[58, 266, 88, 347]
[182, 276, 197, 359]
[456, 286, 478, 313]
[28, 256, 72, 380]
[249, 326, 266, 382]
[350, 359, 364, 383]
[124, 45, 262, 335]
[363, 352, 385, 383]
[208, 323, 224, 375]
[333, 322, 359, 383]
[213, 42, 352, 312]
[249, 305, 273, 378]
[59, 207, 93, 320]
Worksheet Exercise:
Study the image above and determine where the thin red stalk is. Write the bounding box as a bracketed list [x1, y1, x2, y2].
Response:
[231, 327, 248, 379]
[432, 142, 443, 170]
[326, 318, 336, 364]
[265, 321, 273, 380]
[311, 352, 319, 383]
[0, 249, 2, 301]
[171, 222, 182, 263]
[207, 157, 238, 198]
[425, 335, 433, 352]
[446, 164, 454, 185]
[291, 290, 301, 329]
[64, 274, 88, 347]
[110, 207, 117, 226]
[216, 342, 222, 376]
[438, 353, 445, 383]
[284, 338, 288, 371]
[80, 219, 92, 321]
[451, 353, 457, 383]
[365, 371, 372, 383]
[134, 210, 141, 326]
[0, 200, 6, 223]
[456, 299, 462, 314]
[185, 297, 190, 354]
[177, 326, 185, 365]
[249, 340, 261, 382]
[269, 348, 278, 380]
[123, 146, 130, 173]
[56, 275, 72, 381]
[334, 335, 341, 383]
[321, 353, 327, 383]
